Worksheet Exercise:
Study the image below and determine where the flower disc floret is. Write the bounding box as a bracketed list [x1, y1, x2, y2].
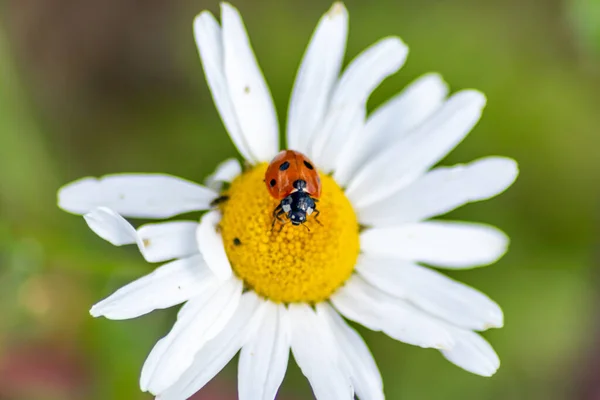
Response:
[219, 163, 359, 303]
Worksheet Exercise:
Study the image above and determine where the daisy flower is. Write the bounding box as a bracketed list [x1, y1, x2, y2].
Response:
[58, 2, 518, 399]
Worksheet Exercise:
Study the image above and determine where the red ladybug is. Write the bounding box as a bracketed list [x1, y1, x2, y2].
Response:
[265, 150, 321, 227]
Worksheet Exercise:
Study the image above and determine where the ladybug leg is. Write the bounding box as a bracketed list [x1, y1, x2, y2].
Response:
[210, 195, 229, 208]
[271, 204, 287, 232]
[313, 208, 323, 226]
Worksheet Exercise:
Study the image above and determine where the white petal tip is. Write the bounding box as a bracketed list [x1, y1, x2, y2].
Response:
[327, 2, 348, 18]
[379, 36, 410, 63]
[476, 363, 500, 377]
[461, 90, 487, 109]
[57, 177, 95, 214]
[89, 307, 102, 318]
[483, 316, 504, 330]
[420, 72, 448, 89]
[195, 10, 213, 20]
[220, 2, 237, 14]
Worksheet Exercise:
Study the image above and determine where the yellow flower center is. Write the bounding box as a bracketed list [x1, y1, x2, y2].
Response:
[218, 163, 359, 303]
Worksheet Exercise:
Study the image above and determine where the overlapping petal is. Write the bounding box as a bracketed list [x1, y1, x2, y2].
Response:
[346, 90, 487, 208]
[331, 275, 455, 349]
[289, 304, 354, 399]
[204, 158, 242, 191]
[141, 277, 243, 394]
[194, 4, 278, 164]
[156, 292, 266, 400]
[197, 210, 233, 280]
[356, 256, 503, 330]
[318, 303, 383, 400]
[357, 157, 519, 226]
[287, 2, 348, 153]
[310, 37, 409, 172]
[334, 73, 448, 185]
[90, 255, 214, 320]
[238, 302, 290, 400]
[83, 207, 199, 263]
[441, 328, 500, 377]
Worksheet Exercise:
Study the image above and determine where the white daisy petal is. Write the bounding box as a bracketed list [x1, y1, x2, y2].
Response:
[346, 90, 487, 208]
[334, 73, 448, 185]
[204, 158, 242, 192]
[441, 328, 500, 377]
[311, 37, 409, 171]
[84, 207, 199, 263]
[287, 2, 348, 153]
[83, 207, 138, 246]
[361, 221, 509, 269]
[357, 157, 519, 226]
[357, 257, 503, 330]
[90, 255, 213, 320]
[156, 292, 266, 400]
[221, 3, 279, 162]
[138, 221, 199, 263]
[194, 12, 254, 162]
[141, 277, 243, 394]
[59, 173, 217, 218]
[197, 210, 233, 280]
[317, 303, 383, 400]
[331, 275, 454, 350]
[238, 302, 290, 400]
[289, 304, 354, 400]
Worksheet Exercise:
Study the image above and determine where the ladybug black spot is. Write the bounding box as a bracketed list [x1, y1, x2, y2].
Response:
[270, 179, 277, 187]
[233, 238, 242, 246]
[279, 161, 290, 171]
[303, 160, 314, 170]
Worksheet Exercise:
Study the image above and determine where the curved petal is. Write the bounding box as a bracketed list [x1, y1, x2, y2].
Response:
[287, 2, 348, 153]
[90, 255, 215, 320]
[83, 207, 138, 246]
[346, 90, 486, 208]
[331, 275, 454, 350]
[317, 303, 383, 400]
[141, 277, 243, 394]
[441, 328, 500, 376]
[356, 257, 503, 330]
[83, 207, 199, 263]
[194, 11, 253, 162]
[204, 158, 242, 191]
[221, 3, 279, 162]
[197, 210, 233, 280]
[238, 302, 290, 400]
[360, 221, 509, 269]
[357, 157, 519, 226]
[334, 73, 448, 185]
[310, 37, 409, 172]
[59, 173, 217, 218]
[289, 304, 354, 400]
[156, 292, 266, 400]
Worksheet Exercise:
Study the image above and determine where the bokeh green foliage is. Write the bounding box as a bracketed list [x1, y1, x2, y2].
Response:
[1, 0, 599, 399]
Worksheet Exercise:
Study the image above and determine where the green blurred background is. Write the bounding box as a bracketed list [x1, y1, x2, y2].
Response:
[1, 0, 599, 399]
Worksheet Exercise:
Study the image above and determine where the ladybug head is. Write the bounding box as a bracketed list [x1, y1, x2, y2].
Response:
[289, 210, 307, 225]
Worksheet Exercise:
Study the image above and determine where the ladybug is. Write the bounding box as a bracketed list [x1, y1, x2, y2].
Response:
[265, 150, 321, 228]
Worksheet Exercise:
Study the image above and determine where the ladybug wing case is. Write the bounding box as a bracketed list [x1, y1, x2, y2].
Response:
[296, 154, 322, 199]
[265, 150, 295, 200]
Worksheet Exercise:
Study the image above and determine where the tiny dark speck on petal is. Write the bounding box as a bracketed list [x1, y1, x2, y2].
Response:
[234, 238, 242, 246]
